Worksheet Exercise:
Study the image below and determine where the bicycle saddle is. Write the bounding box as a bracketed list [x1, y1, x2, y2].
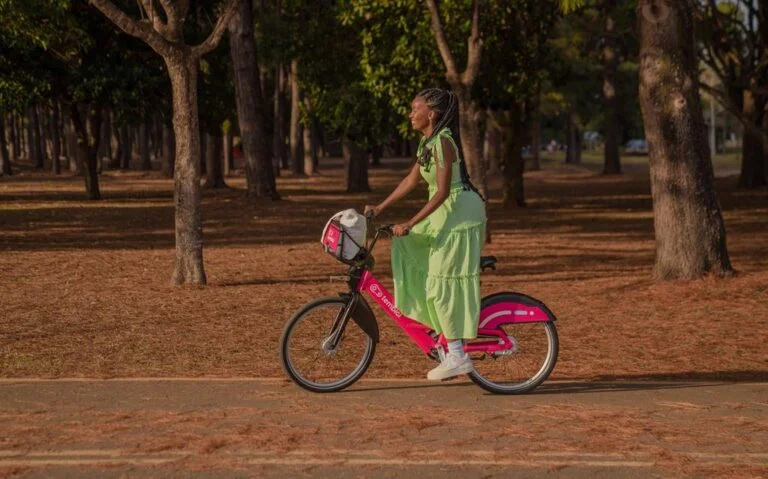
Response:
[480, 256, 497, 271]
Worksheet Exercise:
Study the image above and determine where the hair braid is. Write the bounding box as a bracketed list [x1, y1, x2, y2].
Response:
[416, 88, 485, 202]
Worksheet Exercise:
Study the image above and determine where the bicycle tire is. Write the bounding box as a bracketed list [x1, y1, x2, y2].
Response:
[469, 292, 559, 394]
[280, 296, 376, 393]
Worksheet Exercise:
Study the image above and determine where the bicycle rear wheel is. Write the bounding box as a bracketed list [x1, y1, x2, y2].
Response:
[280, 296, 375, 393]
[469, 292, 559, 394]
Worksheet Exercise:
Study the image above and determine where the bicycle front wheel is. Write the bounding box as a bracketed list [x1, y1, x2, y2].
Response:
[280, 296, 376, 393]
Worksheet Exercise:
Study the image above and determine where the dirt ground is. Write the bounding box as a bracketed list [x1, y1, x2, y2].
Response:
[0, 156, 767, 380]
[1, 378, 767, 478]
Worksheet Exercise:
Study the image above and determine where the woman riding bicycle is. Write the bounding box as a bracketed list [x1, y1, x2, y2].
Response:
[364, 88, 487, 381]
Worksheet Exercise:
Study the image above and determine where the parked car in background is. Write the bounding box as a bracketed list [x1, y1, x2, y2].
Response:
[625, 139, 649, 155]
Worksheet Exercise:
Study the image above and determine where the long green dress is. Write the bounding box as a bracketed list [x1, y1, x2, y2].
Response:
[392, 128, 487, 340]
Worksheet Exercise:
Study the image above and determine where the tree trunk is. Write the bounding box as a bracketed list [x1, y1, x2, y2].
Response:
[370, 143, 383, 168]
[203, 133, 226, 188]
[162, 122, 176, 178]
[302, 98, 317, 175]
[343, 136, 370, 193]
[108, 118, 121, 170]
[530, 100, 541, 171]
[737, 90, 767, 188]
[103, 110, 113, 170]
[139, 122, 152, 170]
[17, 113, 26, 160]
[638, 0, 732, 279]
[199, 131, 207, 175]
[273, 65, 288, 175]
[166, 54, 207, 285]
[153, 115, 163, 160]
[70, 104, 103, 200]
[119, 124, 132, 169]
[229, 0, 279, 198]
[565, 110, 582, 164]
[602, 8, 622, 174]
[289, 59, 305, 177]
[485, 110, 502, 174]
[454, 89, 487, 199]
[65, 119, 80, 174]
[9, 112, 19, 161]
[0, 113, 11, 176]
[28, 107, 42, 167]
[37, 105, 50, 169]
[223, 128, 232, 177]
[50, 102, 61, 174]
[501, 105, 526, 207]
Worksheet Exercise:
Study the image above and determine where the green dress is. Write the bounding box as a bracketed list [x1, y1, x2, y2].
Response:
[391, 128, 487, 340]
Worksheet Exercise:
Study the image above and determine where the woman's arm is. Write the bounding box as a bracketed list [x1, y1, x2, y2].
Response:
[365, 162, 422, 216]
[392, 138, 454, 236]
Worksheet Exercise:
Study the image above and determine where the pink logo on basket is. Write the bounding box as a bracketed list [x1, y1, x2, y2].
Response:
[323, 227, 339, 250]
[369, 283, 402, 318]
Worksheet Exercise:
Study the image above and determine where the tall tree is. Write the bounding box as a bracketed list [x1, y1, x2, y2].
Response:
[228, 0, 279, 198]
[637, 0, 732, 278]
[696, 0, 768, 188]
[478, 0, 557, 206]
[0, 113, 10, 175]
[425, 0, 487, 199]
[289, 59, 304, 177]
[89, 0, 241, 285]
[555, 0, 639, 174]
[561, 0, 733, 279]
[300, 0, 393, 192]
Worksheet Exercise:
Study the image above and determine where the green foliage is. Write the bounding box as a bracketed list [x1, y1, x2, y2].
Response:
[346, 0, 559, 134]
[559, 0, 587, 14]
[477, 0, 559, 108]
[545, 0, 641, 140]
[0, 0, 82, 110]
[284, 0, 396, 146]
[0, 0, 79, 50]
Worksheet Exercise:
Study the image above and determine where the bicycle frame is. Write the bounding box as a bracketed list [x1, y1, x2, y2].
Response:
[336, 223, 554, 357]
[357, 270, 556, 355]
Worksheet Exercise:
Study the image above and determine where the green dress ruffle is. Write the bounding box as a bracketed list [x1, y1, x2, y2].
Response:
[391, 128, 487, 340]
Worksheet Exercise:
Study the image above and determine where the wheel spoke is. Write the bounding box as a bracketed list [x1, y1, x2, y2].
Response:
[281, 298, 375, 392]
[470, 294, 559, 394]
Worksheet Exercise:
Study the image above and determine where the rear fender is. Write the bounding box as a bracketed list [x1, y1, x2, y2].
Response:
[479, 292, 557, 330]
[339, 293, 380, 343]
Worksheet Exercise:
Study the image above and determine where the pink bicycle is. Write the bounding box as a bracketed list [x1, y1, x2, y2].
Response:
[280, 220, 559, 394]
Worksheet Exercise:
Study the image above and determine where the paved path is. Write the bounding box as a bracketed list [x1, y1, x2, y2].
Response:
[1, 378, 767, 478]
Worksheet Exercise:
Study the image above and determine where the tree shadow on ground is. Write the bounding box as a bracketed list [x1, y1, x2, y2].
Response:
[340, 370, 768, 395]
[1, 159, 765, 259]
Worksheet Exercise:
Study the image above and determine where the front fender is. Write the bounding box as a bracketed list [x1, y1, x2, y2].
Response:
[340, 293, 380, 343]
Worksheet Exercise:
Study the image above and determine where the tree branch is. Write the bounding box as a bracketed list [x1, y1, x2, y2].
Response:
[157, 0, 177, 19]
[462, 0, 483, 86]
[700, 82, 768, 150]
[425, 0, 459, 83]
[138, 0, 167, 35]
[89, 0, 174, 57]
[155, 0, 183, 40]
[192, 0, 241, 58]
[178, 0, 191, 19]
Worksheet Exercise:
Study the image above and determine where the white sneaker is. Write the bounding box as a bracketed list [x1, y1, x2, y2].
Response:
[427, 352, 474, 381]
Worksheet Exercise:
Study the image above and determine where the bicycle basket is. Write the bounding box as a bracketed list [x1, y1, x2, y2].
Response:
[320, 209, 367, 263]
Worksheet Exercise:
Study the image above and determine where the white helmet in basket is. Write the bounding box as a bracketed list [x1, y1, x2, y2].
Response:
[320, 209, 368, 262]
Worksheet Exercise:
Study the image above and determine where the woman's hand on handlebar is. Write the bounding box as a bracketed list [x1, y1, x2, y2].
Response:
[363, 205, 381, 218]
[392, 223, 411, 237]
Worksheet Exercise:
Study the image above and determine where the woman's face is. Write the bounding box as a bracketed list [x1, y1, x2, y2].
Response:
[409, 97, 432, 133]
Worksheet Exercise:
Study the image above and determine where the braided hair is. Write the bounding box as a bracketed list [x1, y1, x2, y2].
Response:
[416, 88, 485, 201]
